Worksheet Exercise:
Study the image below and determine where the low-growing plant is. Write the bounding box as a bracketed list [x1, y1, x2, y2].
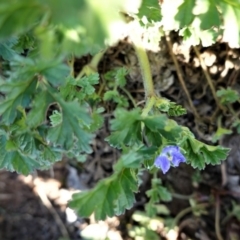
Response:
[1, 0, 239, 222]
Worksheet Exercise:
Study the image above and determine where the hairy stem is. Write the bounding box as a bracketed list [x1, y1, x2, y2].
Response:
[141, 96, 156, 117]
[133, 43, 155, 98]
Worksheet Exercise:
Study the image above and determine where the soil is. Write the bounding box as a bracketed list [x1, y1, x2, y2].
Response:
[1, 34, 240, 240]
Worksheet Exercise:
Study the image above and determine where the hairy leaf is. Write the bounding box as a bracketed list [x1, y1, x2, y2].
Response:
[106, 108, 142, 148]
[180, 135, 229, 169]
[143, 116, 182, 142]
[0, 79, 37, 124]
[115, 68, 127, 88]
[0, 135, 41, 175]
[69, 168, 138, 220]
[47, 93, 92, 153]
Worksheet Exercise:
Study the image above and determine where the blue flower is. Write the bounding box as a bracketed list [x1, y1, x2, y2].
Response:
[154, 146, 186, 174]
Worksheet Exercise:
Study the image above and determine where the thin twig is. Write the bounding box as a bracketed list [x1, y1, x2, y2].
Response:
[193, 46, 225, 112]
[121, 87, 137, 107]
[215, 195, 224, 240]
[173, 203, 210, 227]
[165, 33, 200, 119]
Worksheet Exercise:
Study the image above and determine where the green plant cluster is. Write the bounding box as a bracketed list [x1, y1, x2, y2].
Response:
[0, 0, 236, 221]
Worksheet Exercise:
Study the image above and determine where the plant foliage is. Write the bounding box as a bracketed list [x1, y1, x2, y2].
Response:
[0, 0, 235, 221]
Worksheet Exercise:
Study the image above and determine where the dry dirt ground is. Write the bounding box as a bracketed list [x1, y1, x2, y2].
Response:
[1, 34, 240, 240]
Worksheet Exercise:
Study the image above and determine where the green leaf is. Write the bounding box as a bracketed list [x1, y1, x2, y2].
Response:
[138, 0, 161, 22]
[69, 168, 138, 220]
[27, 90, 53, 127]
[103, 90, 118, 101]
[217, 87, 239, 105]
[40, 145, 61, 164]
[76, 73, 99, 97]
[143, 116, 182, 142]
[104, 67, 127, 88]
[142, 115, 167, 132]
[197, 0, 221, 30]
[47, 94, 92, 153]
[15, 132, 37, 155]
[49, 110, 62, 127]
[0, 135, 42, 175]
[168, 102, 186, 116]
[88, 108, 104, 132]
[175, 0, 195, 27]
[114, 169, 138, 215]
[180, 135, 229, 169]
[5, 139, 18, 151]
[44, 0, 85, 27]
[106, 108, 142, 148]
[60, 76, 77, 101]
[40, 61, 70, 87]
[0, 38, 18, 60]
[146, 179, 172, 202]
[60, 74, 99, 101]
[115, 67, 127, 88]
[202, 144, 229, 165]
[117, 150, 145, 169]
[212, 127, 232, 143]
[0, 79, 37, 124]
[0, 1, 43, 39]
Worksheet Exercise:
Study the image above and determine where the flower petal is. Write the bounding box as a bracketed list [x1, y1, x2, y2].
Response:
[154, 155, 171, 174]
[162, 146, 179, 155]
[172, 151, 186, 166]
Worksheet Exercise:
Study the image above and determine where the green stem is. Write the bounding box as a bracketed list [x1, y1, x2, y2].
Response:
[141, 96, 156, 117]
[133, 43, 155, 98]
[77, 49, 106, 79]
[173, 203, 210, 227]
[90, 49, 106, 70]
[121, 87, 137, 108]
[67, 54, 75, 77]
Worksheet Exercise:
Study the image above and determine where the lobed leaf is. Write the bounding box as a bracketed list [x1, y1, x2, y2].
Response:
[27, 90, 54, 127]
[180, 135, 229, 169]
[197, 0, 221, 30]
[216, 87, 240, 105]
[47, 93, 92, 153]
[0, 79, 37, 124]
[69, 168, 138, 220]
[175, 0, 195, 27]
[106, 108, 142, 148]
[0, 135, 42, 175]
